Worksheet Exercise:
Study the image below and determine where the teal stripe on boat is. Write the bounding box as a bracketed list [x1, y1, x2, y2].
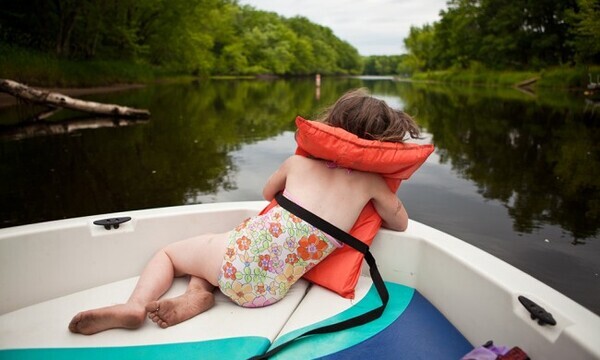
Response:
[270, 282, 414, 359]
[0, 336, 269, 360]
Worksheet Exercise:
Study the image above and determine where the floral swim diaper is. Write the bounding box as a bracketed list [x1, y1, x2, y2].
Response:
[217, 204, 339, 307]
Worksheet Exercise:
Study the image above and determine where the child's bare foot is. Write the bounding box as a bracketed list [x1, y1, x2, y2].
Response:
[69, 303, 146, 335]
[146, 289, 215, 328]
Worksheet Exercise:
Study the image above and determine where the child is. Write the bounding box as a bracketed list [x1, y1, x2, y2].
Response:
[68, 88, 422, 335]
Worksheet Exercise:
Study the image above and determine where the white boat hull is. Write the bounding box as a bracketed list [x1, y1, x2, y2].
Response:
[1, 202, 599, 359]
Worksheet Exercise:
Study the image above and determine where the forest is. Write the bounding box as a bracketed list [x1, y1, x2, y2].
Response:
[402, 0, 600, 73]
[0, 0, 362, 76]
[0, 0, 598, 79]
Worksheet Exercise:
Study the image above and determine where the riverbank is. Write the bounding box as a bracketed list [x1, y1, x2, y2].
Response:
[0, 44, 169, 88]
[3, 43, 599, 91]
[411, 65, 600, 89]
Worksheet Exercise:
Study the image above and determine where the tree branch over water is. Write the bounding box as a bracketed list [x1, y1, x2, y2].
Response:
[0, 79, 150, 119]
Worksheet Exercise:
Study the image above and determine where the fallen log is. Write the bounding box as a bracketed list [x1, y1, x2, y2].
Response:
[0, 79, 150, 119]
[515, 77, 538, 89]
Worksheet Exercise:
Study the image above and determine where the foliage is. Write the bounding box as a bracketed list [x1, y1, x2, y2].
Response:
[0, 0, 363, 77]
[0, 43, 159, 86]
[409, 65, 600, 88]
[411, 68, 539, 86]
[362, 55, 408, 75]
[403, 0, 599, 74]
[566, 0, 600, 64]
[404, 24, 438, 71]
[537, 66, 598, 88]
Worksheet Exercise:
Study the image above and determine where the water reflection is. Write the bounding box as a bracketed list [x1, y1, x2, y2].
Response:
[397, 82, 600, 242]
[1, 79, 598, 238]
[1, 79, 598, 240]
[0, 79, 362, 227]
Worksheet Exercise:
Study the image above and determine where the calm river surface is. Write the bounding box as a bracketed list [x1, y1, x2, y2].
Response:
[1, 77, 599, 315]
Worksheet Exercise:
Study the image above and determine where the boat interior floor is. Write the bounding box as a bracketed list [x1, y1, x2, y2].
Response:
[0, 275, 472, 359]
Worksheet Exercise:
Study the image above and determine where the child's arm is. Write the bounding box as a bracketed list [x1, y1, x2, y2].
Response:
[262, 158, 290, 201]
[371, 181, 409, 231]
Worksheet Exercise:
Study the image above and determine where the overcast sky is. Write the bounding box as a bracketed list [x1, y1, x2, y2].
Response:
[238, 0, 448, 56]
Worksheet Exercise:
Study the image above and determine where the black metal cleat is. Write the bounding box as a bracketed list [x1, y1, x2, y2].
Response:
[93, 217, 132, 230]
[518, 295, 557, 326]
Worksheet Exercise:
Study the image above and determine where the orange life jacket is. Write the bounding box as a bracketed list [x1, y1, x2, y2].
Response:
[260, 116, 434, 298]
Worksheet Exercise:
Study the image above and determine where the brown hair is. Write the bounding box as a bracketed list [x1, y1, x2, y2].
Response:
[316, 88, 420, 142]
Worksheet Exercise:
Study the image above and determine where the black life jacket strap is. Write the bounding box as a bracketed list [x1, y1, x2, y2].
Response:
[247, 193, 390, 360]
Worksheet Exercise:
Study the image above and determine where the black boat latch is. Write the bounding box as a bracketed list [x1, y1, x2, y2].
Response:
[518, 295, 557, 326]
[93, 217, 132, 230]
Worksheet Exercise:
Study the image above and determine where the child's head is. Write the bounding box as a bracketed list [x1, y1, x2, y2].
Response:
[318, 88, 420, 142]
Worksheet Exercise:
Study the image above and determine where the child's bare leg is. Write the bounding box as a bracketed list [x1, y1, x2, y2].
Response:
[146, 276, 215, 328]
[69, 249, 176, 335]
[143, 233, 227, 328]
[69, 232, 228, 334]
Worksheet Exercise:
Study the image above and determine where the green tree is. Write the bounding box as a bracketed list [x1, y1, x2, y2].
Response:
[567, 0, 600, 64]
[403, 0, 590, 71]
[0, 0, 363, 76]
[285, 16, 362, 75]
[362, 55, 405, 75]
[403, 24, 436, 71]
[437, 0, 481, 69]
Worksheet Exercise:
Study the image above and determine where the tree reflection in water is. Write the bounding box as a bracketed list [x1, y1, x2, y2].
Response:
[392, 81, 600, 243]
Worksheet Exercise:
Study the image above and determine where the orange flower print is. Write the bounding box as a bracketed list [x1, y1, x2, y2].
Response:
[268, 222, 283, 237]
[298, 234, 328, 261]
[224, 246, 236, 261]
[285, 253, 299, 264]
[236, 236, 251, 251]
[255, 283, 266, 295]
[289, 214, 302, 223]
[222, 262, 237, 280]
[223, 281, 255, 306]
[258, 254, 272, 271]
[276, 263, 304, 284]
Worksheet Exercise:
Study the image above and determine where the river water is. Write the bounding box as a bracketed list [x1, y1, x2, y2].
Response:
[1, 77, 598, 315]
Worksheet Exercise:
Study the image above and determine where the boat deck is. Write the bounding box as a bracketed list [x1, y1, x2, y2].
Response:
[2, 203, 599, 359]
[0, 275, 471, 359]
